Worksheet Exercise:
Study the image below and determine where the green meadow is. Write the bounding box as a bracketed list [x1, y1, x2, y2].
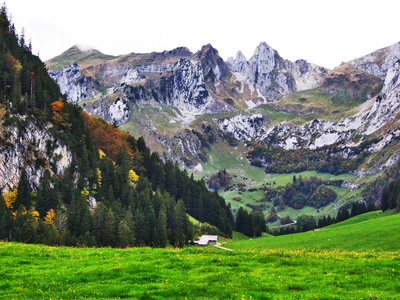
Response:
[226, 212, 400, 252]
[1, 211, 400, 299]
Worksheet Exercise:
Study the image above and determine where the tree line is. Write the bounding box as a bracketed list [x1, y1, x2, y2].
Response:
[271, 201, 376, 236]
[264, 176, 339, 210]
[246, 142, 367, 175]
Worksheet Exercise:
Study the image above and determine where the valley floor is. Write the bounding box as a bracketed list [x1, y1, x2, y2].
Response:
[1, 241, 399, 299]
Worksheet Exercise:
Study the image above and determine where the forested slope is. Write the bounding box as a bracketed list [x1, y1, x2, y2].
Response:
[0, 6, 235, 247]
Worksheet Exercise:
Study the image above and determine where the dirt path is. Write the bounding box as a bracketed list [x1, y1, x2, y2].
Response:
[269, 219, 297, 229]
[214, 243, 235, 251]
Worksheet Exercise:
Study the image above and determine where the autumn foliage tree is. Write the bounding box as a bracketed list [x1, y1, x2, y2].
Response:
[207, 169, 231, 191]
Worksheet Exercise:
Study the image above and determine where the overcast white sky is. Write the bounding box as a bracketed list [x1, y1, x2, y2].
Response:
[7, 0, 400, 69]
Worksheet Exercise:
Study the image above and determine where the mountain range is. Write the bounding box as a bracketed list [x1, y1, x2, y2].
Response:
[46, 40, 400, 222]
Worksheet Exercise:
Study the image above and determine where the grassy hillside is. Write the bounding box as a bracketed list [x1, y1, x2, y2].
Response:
[226, 212, 400, 252]
[1, 241, 399, 300]
[45, 45, 116, 70]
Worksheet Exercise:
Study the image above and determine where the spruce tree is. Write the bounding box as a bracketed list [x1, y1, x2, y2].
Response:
[235, 207, 246, 234]
[92, 202, 107, 245]
[157, 204, 168, 248]
[67, 191, 91, 237]
[134, 209, 146, 246]
[0, 195, 10, 239]
[36, 170, 59, 217]
[381, 184, 389, 212]
[103, 208, 116, 247]
[118, 219, 133, 248]
[14, 169, 31, 209]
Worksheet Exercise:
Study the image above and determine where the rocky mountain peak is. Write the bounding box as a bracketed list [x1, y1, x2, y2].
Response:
[249, 42, 278, 75]
[196, 44, 229, 81]
[235, 50, 247, 63]
[198, 44, 219, 57]
[227, 50, 248, 74]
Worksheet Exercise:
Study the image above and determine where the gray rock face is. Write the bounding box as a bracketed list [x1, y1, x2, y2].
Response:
[157, 131, 204, 167]
[108, 98, 130, 126]
[361, 59, 400, 135]
[156, 58, 212, 113]
[227, 50, 248, 74]
[215, 113, 269, 142]
[349, 42, 400, 79]
[197, 44, 229, 82]
[0, 119, 72, 192]
[119, 68, 145, 86]
[227, 42, 329, 101]
[49, 62, 99, 104]
[137, 63, 175, 73]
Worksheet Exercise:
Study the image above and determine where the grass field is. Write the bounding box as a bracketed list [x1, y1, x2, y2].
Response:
[226, 212, 400, 252]
[1, 212, 400, 299]
[1, 242, 399, 299]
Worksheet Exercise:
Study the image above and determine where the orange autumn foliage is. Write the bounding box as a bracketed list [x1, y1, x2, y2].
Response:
[51, 98, 71, 129]
[44, 209, 56, 225]
[51, 98, 64, 125]
[83, 112, 136, 163]
[3, 188, 17, 209]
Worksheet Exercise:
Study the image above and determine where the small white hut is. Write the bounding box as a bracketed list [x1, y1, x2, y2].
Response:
[194, 235, 218, 246]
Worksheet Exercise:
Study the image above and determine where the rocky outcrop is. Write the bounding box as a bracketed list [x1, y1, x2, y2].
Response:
[150, 58, 234, 114]
[119, 68, 145, 86]
[0, 119, 72, 192]
[214, 113, 269, 142]
[47, 42, 400, 173]
[349, 42, 400, 79]
[361, 59, 400, 135]
[227, 51, 248, 74]
[227, 42, 329, 101]
[197, 44, 229, 82]
[49, 62, 100, 104]
[107, 98, 130, 126]
[157, 131, 204, 167]
[137, 63, 174, 73]
[155, 58, 212, 113]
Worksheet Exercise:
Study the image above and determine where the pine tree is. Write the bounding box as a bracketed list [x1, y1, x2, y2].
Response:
[0, 195, 11, 239]
[103, 208, 116, 247]
[381, 183, 390, 212]
[92, 202, 107, 245]
[120, 183, 137, 208]
[157, 204, 168, 248]
[176, 199, 189, 247]
[105, 185, 116, 205]
[235, 207, 246, 234]
[118, 219, 133, 248]
[14, 169, 31, 209]
[134, 209, 146, 246]
[67, 191, 91, 237]
[36, 170, 59, 217]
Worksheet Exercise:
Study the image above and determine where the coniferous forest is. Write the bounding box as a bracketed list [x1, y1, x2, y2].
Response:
[0, 6, 252, 247]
